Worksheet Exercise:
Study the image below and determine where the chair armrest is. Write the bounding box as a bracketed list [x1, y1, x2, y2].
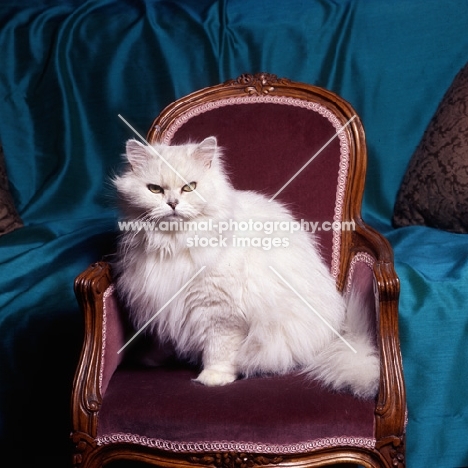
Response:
[71, 261, 125, 438]
[344, 221, 406, 449]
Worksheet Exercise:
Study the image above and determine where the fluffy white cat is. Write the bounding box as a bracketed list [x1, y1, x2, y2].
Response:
[112, 136, 379, 399]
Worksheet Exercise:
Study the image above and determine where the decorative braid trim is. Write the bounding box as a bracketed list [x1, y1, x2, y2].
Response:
[96, 433, 376, 454]
[162, 95, 351, 279]
[345, 252, 375, 294]
[99, 284, 115, 392]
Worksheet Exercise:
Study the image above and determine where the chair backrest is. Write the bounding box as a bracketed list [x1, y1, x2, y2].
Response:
[147, 73, 367, 290]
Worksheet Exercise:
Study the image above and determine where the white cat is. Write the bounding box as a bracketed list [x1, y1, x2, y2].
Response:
[112, 136, 379, 399]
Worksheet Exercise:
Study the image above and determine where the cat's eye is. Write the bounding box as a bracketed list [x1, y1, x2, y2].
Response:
[182, 182, 197, 192]
[147, 184, 164, 194]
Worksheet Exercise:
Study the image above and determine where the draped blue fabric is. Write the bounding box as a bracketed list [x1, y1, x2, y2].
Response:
[1, 1, 467, 465]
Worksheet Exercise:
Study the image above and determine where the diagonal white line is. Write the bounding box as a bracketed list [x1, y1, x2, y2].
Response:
[118, 114, 207, 202]
[269, 115, 357, 202]
[268, 266, 357, 353]
[117, 266, 207, 354]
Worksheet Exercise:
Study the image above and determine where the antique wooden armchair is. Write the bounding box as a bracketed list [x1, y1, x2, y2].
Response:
[71, 73, 406, 467]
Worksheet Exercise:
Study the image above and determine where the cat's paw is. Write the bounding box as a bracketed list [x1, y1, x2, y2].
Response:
[194, 368, 237, 386]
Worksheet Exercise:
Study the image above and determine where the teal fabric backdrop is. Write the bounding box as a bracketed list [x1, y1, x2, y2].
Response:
[1, 1, 467, 466]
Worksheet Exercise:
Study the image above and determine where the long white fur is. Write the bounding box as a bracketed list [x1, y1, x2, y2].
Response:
[112, 137, 379, 399]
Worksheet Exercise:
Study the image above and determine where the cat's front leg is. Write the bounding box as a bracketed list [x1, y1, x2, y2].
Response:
[194, 315, 245, 386]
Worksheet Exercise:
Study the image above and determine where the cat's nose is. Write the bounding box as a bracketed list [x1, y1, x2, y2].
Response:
[167, 200, 179, 210]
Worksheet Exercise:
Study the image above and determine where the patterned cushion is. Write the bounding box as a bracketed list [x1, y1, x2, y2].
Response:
[0, 145, 23, 235]
[392, 62, 468, 233]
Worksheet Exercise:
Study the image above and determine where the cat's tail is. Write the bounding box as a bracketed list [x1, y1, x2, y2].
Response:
[305, 291, 380, 399]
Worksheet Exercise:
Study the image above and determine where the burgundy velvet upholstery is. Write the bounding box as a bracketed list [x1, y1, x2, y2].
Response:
[101, 285, 126, 396]
[346, 254, 378, 339]
[167, 101, 343, 267]
[97, 366, 375, 452]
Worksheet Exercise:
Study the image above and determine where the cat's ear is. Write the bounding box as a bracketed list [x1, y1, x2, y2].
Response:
[193, 136, 217, 168]
[125, 139, 148, 169]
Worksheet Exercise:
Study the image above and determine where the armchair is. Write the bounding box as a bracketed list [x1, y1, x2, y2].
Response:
[71, 73, 406, 467]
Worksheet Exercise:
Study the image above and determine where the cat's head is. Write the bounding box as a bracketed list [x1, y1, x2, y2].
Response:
[114, 136, 229, 222]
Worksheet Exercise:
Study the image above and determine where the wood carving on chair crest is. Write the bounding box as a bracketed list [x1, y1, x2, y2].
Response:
[189, 452, 283, 468]
[226, 73, 291, 95]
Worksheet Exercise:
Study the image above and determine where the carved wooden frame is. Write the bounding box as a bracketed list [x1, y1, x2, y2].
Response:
[71, 73, 406, 468]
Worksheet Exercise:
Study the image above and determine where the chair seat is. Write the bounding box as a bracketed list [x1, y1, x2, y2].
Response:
[97, 364, 376, 453]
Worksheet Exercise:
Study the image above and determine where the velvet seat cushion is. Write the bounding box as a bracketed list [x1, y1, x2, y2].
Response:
[97, 364, 376, 452]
